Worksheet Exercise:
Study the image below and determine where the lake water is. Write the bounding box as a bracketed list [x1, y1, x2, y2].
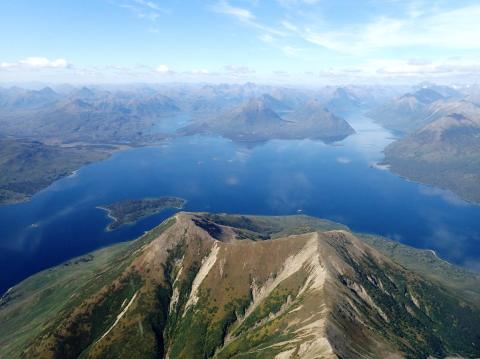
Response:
[1, 113, 480, 294]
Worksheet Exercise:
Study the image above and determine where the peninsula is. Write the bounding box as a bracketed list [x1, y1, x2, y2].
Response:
[98, 197, 186, 231]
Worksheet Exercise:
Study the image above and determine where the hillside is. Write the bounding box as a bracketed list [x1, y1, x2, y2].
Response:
[181, 98, 354, 142]
[383, 110, 480, 203]
[365, 88, 468, 133]
[0, 88, 180, 143]
[0, 138, 118, 205]
[1, 213, 479, 358]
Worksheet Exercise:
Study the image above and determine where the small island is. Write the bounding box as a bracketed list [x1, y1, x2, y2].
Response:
[98, 196, 186, 231]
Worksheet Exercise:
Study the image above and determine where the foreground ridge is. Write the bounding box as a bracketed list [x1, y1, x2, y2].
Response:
[1, 212, 479, 359]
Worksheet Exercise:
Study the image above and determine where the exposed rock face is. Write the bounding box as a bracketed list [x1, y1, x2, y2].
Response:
[1, 213, 480, 358]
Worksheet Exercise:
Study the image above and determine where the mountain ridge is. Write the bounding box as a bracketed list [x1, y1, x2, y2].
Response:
[1, 212, 479, 358]
[180, 97, 355, 142]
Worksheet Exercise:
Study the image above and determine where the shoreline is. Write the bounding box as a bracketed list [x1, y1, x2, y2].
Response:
[96, 197, 187, 232]
[95, 206, 120, 231]
[384, 163, 479, 206]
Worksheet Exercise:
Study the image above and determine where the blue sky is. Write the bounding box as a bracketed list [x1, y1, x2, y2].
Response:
[1, 0, 480, 84]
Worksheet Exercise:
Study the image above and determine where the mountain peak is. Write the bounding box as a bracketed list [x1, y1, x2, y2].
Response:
[4, 212, 479, 359]
[232, 98, 283, 124]
[71, 86, 96, 99]
[409, 88, 444, 104]
[38, 86, 57, 96]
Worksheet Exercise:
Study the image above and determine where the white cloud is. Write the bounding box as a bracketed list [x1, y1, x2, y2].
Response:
[298, 4, 480, 53]
[359, 58, 480, 77]
[259, 33, 274, 43]
[212, 1, 254, 22]
[212, 1, 285, 36]
[133, 0, 162, 11]
[281, 20, 299, 32]
[0, 57, 70, 70]
[281, 45, 300, 56]
[225, 64, 256, 75]
[212, 2, 480, 59]
[277, 0, 321, 6]
[190, 68, 210, 75]
[118, 0, 169, 21]
[155, 64, 172, 74]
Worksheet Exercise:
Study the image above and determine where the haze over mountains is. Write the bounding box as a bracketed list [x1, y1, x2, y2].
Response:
[181, 98, 355, 142]
[367, 86, 474, 134]
[365, 84, 480, 203]
[0, 84, 365, 143]
[1, 82, 480, 205]
[0, 83, 370, 204]
[4, 0, 480, 357]
[2, 81, 480, 358]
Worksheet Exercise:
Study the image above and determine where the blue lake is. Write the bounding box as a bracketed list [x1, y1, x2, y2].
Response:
[1, 113, 480, 293]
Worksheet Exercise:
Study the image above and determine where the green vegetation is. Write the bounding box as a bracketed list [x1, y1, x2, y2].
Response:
[384, 148, 480, 203]
[359, 233, 480, 304]
[98, 197, 186, 231]
[1, 213, 480, 358]
[0, 138, 117, 205]
[0, 216, 175, 358]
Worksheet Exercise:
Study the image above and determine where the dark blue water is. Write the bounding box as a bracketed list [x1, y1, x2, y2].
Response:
[1, 114, 480, 293]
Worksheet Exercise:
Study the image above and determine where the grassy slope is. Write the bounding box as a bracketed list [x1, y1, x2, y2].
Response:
[100, 197, 186, 231]
[1, 214, 479, 358]
[381, 112, 480, 204]
[385, 129, 480, 203]
[0, 139, 116, 205]
[359, 233, 480, 304]
[0, 217, 175, 358]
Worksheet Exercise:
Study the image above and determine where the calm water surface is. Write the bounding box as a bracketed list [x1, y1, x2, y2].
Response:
[1, 113, 480, 293]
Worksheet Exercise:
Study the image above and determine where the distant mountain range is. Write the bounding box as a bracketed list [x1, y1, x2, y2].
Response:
[324, 87, 363, 114]
[0, 86, 61, 110]
[366, 87, 452, 133]
[383, 105, 480, 203]
[5, 82, 480, 205]
[0, 84, 365, 204]
[1, 212, 479, 358]
[181, 98, 355, 142]
[0, 87, 180, 143]
[366, 85, 480, 203]
[0, 84, 365, 144]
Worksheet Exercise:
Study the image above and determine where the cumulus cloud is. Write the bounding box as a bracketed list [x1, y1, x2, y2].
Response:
[155, 64, 172, 74]
[0, 57, 70, 70]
